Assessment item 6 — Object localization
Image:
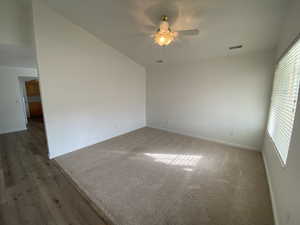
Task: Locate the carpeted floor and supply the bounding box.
[56,127,274,225]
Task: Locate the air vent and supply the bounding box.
[229,45,243,50]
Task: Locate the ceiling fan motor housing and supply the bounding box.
[159,16,170,32]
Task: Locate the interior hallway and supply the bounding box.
[0,119,107,225]
[56,127,274,225]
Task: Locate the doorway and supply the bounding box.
[19,77,44,125]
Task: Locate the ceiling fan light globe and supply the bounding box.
[160,36,165,42]
[154,31,175,46]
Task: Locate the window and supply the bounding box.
[267,38,300,165]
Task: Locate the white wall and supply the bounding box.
[275,0,300,59]
[147,51,275,150]
[0,0,32,46]
[262,0,300,224]
[0,66,38,134]
[32,0,146,158]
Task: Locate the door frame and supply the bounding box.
[18,76,38,128]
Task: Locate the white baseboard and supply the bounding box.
[0,127,27,135]
[50,125,146,159]
[147,125,260,151]
[262,151,279,225]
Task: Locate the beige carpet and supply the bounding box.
[56,127,274,225]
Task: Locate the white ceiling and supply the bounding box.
[45,0,289,66]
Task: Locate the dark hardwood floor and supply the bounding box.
[0,119,107,225]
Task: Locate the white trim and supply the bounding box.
[262,150,279,225]
[147,126,260,151]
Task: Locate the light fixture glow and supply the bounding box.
[154,30,176,46]
[154,16,176,46]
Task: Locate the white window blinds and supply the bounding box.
[267,38,300,164]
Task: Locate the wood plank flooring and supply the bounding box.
[0,119,108,225]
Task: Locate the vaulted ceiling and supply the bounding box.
[1,0,290,68]
[42,0,289,66]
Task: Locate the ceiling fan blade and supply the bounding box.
[176,29,199,36]
[143,25,157,33]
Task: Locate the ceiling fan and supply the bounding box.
[153,15,199,47]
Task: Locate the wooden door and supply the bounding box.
[25,80,43,118]
[25,80,40,96]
